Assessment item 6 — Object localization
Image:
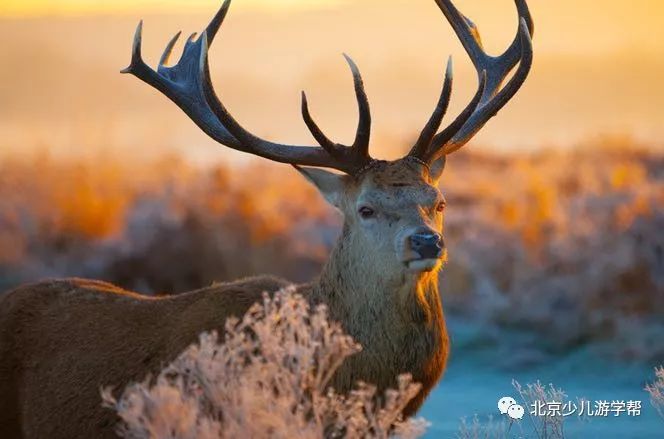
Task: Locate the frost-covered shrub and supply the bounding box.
[456,415,507,439]
[457,380,579,439]
[102,289,428,439]
[646,366,664,420]
[512,380,569,438]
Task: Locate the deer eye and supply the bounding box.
[436,201,447,213]
[358,206,375,219]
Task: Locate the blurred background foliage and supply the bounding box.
[1,139,661,365]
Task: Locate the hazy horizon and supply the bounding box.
[1,0,663,163]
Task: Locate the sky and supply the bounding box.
[0,0,662,161]
[1,0,345,16]
[3,0,663,56]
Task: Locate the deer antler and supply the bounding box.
[301,54,371,166]
[409,0,534,163]
[124,0,533,174]
[122,0,374,175]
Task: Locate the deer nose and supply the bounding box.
[409,232,444,259]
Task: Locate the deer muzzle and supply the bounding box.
[409,231,444,260]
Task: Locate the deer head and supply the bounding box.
[122,0,533,285]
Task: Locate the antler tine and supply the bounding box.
[206,0,232,44]
[428,70,486,160]
[343,54,372,160]
[410,0,533,162]
[299,54,374,171]
[120,21,144,75]
[410,56,454,159]
[435,1,485,70]
[499,0,534,72]
[301,92,345,160]
[158,31,182,68]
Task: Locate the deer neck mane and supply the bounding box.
[305,224,447,400]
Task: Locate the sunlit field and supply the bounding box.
[1,140,662,435]
[1,0,663,437]
[1,139,662,356]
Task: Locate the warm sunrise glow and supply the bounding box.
[1,0,662,154]
[0,0,345,16]
[3,0,663,56]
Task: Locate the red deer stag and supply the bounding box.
[0,0,533,437]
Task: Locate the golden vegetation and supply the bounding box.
[0,139,662,360]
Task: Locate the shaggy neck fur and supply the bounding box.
[314,233,441,329]
[307,224,448,413]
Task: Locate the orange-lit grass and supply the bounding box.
[0,141,661,359]
[0,143,659,261]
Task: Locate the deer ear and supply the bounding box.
[428,156,447,182]
[293,166,347,208]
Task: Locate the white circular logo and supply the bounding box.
[498,396,517,415]
[508,404,525,420]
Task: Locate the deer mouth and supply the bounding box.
[405,258,444,273]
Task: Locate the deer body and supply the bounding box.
[0,182,447,437]
[0,0,533,436]
[0,277,288,438]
